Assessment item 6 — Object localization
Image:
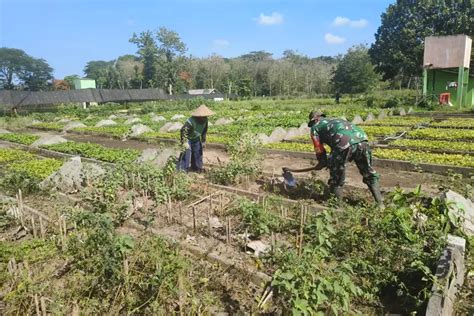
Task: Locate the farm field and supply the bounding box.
[1,100,473,314]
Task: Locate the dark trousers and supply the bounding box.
[177,140,203,172]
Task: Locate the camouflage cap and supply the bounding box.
[307,110,325,127]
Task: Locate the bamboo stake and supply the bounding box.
[34,294,40,316]
[207,207,211,235]
[298,205,304,257]
[40,297,47,316]
[271,232,276,252]
[192,206,196,233]
[31,216,37,238]
[39,217,45,239]
[226,217,231,244]
[209,193,213,215]
[219,192,223,215]
[123,257,129,276]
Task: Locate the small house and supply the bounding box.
[188,89,225,101]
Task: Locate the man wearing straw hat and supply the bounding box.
[177,104,215,172]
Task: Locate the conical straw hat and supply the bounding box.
[192,104,215,117]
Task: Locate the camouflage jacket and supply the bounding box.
[310,118,368,153]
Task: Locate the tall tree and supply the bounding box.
[83,60,115,88]
[370,0,474,86]
[155,27,187,94]
[0,47,53,91]
[332,45,379,94]
[129,30,159,87]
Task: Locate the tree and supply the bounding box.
[370,0,474,86]
[129,31,159,87]
[155,27,187,94]
[0,47,53,91]
[83,60,117,88]
[332,45,379,94]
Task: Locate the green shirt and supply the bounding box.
[311,118,368,152]
[180,116,208,143]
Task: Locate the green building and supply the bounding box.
[423,35,473,108]
[73,78,96,90]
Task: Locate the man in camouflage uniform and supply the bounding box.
[308,111,383,205]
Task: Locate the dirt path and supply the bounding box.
[27,130,448,194]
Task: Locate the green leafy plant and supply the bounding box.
[43,141,140,164]
[0,133,40,145]
[209,132,262,185]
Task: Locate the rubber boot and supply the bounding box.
[368,183,384,207]
[329,185,344,201]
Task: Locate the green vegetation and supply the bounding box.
[8,158,63,179]
[73,125,131,137]
[0,132,39,145]
[362,117,430,126]
[431,118,474,129]
[373,148,474,167]
[408,128,474,141]
[42,141,140,164]
[209,133,262,185]
[391,139,474,153]
[30,122,64,131]
[0,148,35,163]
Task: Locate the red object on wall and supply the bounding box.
[439,93,450,105]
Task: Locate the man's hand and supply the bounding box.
[202,142,206,149]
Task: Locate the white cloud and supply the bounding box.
[324,33,346,44]
[212,39,230,50]
[256,12,284,25]
[332,16,368,28]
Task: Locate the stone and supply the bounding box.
[95,119,117,127]
[407,107,414,114]
[257,133,270,145]
[165,122,183,133]
[63,121,87,131]
[108,114,118,119]
[0,128,11,134]
[339,116,347,121]
[171,114,185,120]
[57,118,71,124]
[207,217,223,229]
[377,110,387,120]
[215,118,234,126]
[399,107,406,116]
[159,122,173,133]
[130,124,153,137]
[447,234,466,254]
[352,115,364,125]
[83,162,106,181]
[283,127,303,140]
[136,147,179,168]
[246,240,270,257]
[31,135,68,147]
[151,115,166,122]
[299,122,308,130]
[365,113,375,122]
[40,157,83,192]
[31,119,42,124]
[268,127,287,143]
[125,117,141,125]
[441,190,474,236]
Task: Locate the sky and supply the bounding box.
[0,0,394,78]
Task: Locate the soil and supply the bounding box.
[39,130,448,195]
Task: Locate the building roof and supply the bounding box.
[188,89,220,95]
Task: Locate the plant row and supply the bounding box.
[42,141,140,164]
[372,148,474,167]
[390,138,474,153]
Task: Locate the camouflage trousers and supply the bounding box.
[328,141,380,187]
